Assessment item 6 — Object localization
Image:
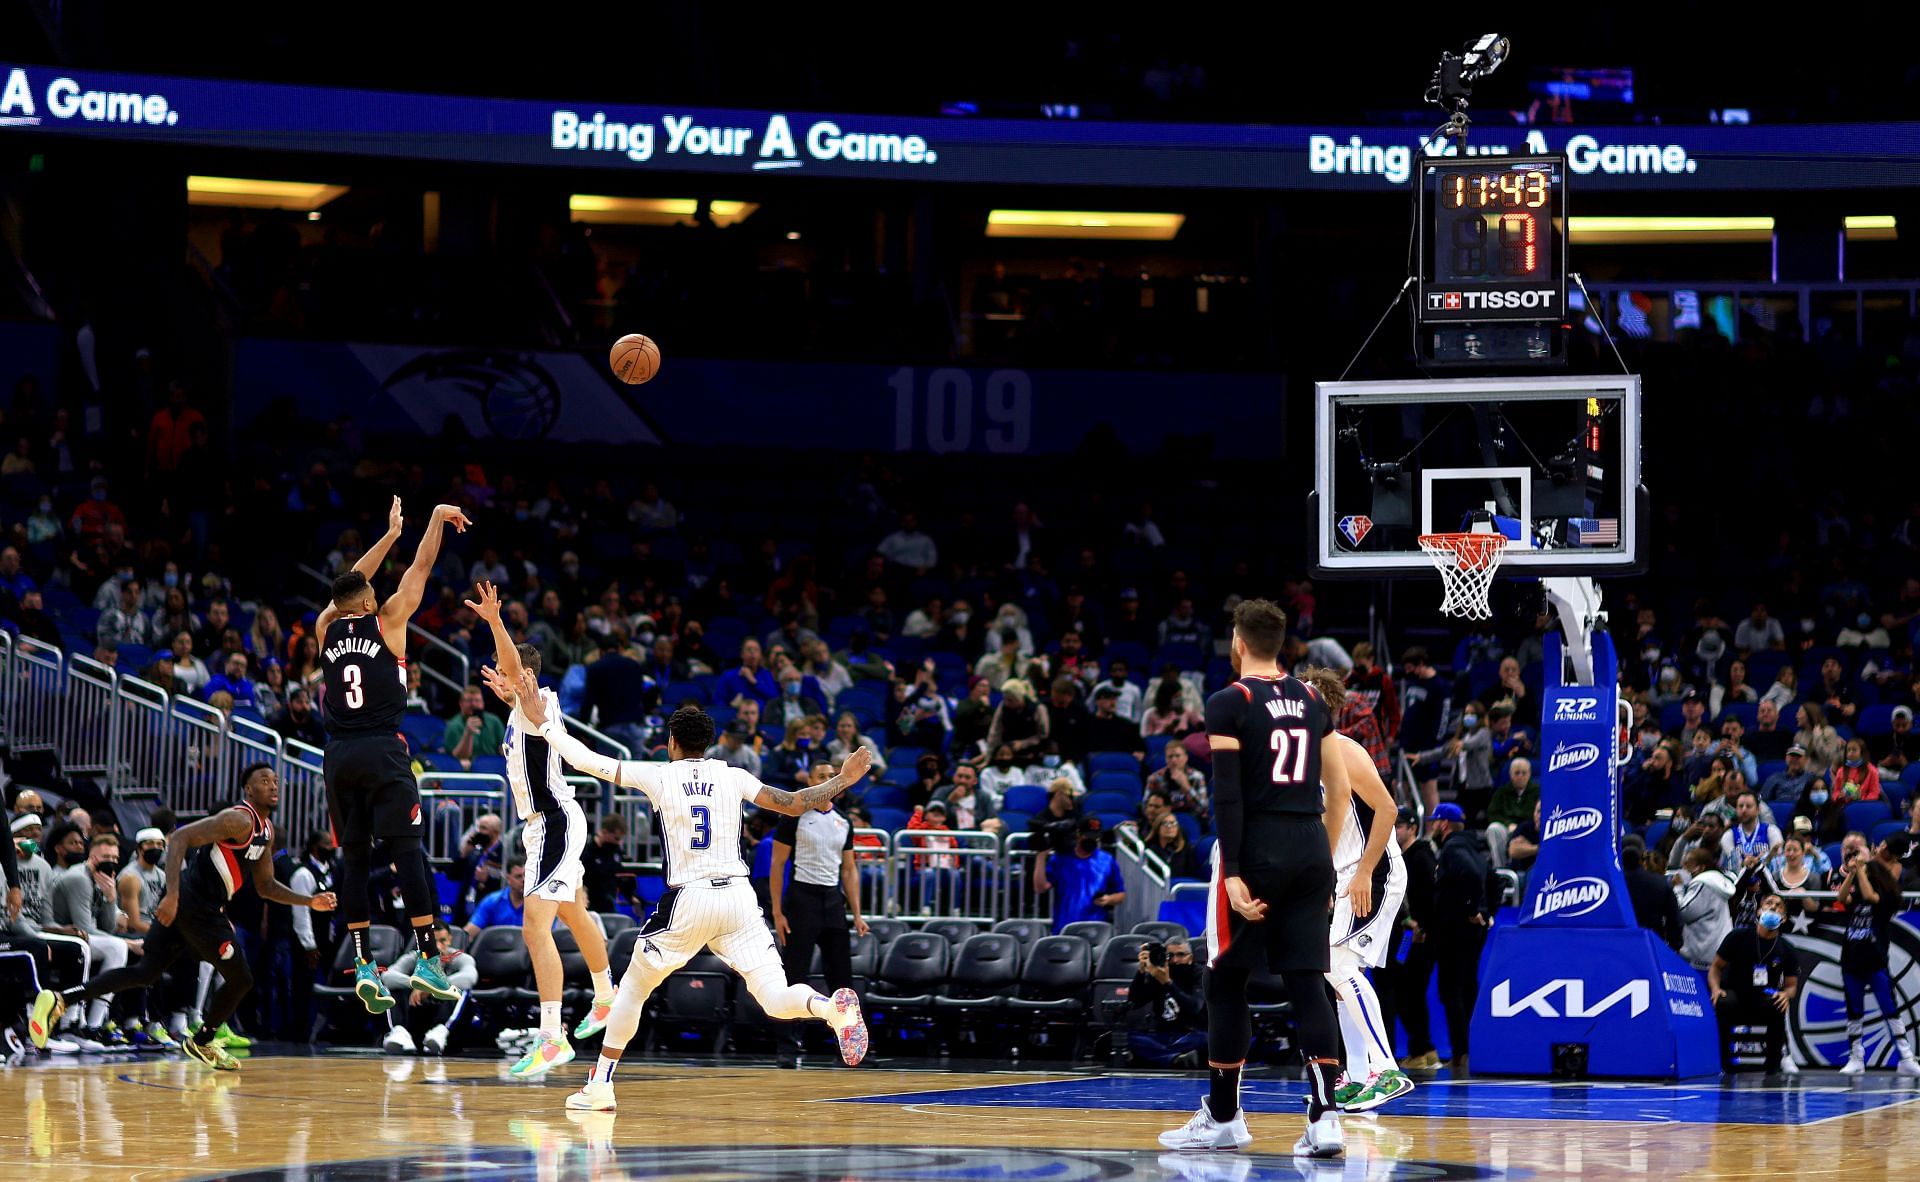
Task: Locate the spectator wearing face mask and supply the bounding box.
[1412,702,1493,825]
[1708,895,1800,1075]
[1127,936,1206,1067]
[1032,816,1124,934]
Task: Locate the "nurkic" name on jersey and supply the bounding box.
[1265,699,1306,720]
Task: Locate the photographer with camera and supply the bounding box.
[1707,894,1800,1075]
[1128,937,1206,1067]
[1032,815,1124,934]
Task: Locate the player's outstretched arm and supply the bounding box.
[466,580,522,686]
[755,747,872,816]
[355,496,407,582]
[154,809,252,926]
[381,503,471,630]
[250,849,337,911]
[514,670,636,788]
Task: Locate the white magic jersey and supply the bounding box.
[1332,789,1405,880]
[621,757,764,887]
[505,687,574,818]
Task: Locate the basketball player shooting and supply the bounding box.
[1300,668,1414,1114]
[1160,599,1354,1158]
[315,498,471,1013]
[469,582,619,1079]
[29,764,336,1070]
[513,673,873,1113]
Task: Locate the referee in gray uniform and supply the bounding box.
[770,762,871,1064]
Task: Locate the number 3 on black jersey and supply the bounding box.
[342,664,364,709]
[1269,727,1310,783]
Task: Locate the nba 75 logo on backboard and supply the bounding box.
[1337,515,1373,546]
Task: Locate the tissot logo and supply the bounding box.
[1490,977,1650,1019]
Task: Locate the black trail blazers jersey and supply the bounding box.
[1204,673,1332,877]
[321,615,407,736]
[181,800,273,907]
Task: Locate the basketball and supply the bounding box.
[609,334,661,385]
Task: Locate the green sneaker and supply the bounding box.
[355,960,397,1015]
[212,1022,251,1049]
[573,996,614,1040]
[509,1036,576,1079]
[1333,1078,1369,1108]
[409,956,462,1002]
[1345,1069,1416,1113]
[182,1034,240,1071]
[145,1021,181,1050]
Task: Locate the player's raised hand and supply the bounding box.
[480,663,517,705]
[387,495,404,536]
[1346,873,1374,920]
[465,580,502,622]
[1224,875,1268,922]
[156,894,178,927]
[433,504,473,532]
[310,891,338,912]
[840,745,874,786]
[515,669,546,723]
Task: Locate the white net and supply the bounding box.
[1418,533,1509,620]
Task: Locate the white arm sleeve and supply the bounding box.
[729,767,769,807]
[290,866,316,950]
[538,719,664,803]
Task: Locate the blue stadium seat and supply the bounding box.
[116,644,155,671]
[888,746,930,770]
[1196,836,1217,865]
[1643,819,1671,851]
[1868,819,1906,846]
[1105,642,1151,676]
[1146,734,1172,770]
[867,807,909,834]
[1175,812,1201,844]
[1206,656,1235,692]
[1715,702,1759,731]
[1088,752,1143,777]
[998,811,1029,835]
[1903,762,1920,794]
[1089,770,1143,798]
[400,714,444,754]
[1003,785,1048,815]
[1842,799,1891,835]
[1744,650,1790,687]
[1155,643,1204,673]
[660,681,708,707]
[862,783,907,810]
[1857,704,1897,737]
[1159,896,1208,936]
[1095,812,1132,831]
[1754,760,1787,788]
[1823,843,1844,869]
[879,763,919,789]
[420,752,463,772]
[1883,778,1908,811]
[1659,702,1686,733]
[1083,791,1137,816]
[470,755,509,777]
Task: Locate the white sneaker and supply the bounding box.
[1778,1057,1800,1076]
[1292,1113,1345,1159]
[69,1031,106,1052]
[45,1037,80,1055]
[1158,1104,1253,1151]
[1839,1052,1866,1076]
[383,1025,417,1054]
[1156,1152,1254,1182]
[423,1024,449,1055]
[566,1080,617,1112]
[1897,1055,1920,1079]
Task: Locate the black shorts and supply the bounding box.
[145,901,240,972]
[324,733,421,844]
[1207,816,1335,974]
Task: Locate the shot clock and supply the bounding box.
[1418,155,1567,325]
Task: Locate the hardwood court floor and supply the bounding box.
[3,1049,1917,1180]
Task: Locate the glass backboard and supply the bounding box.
[1312,374,1644,576]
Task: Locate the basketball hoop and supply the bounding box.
[1418,532,1509,620]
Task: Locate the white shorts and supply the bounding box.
[1331,856,1408,970]
[626,877,781,991]
[523,800,588,903]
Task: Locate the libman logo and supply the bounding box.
[1541,805,1604,842]
[1547,742,1601,775]
[1530,874,1610,919]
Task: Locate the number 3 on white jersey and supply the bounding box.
[1269,727,1309,783]
[343,664,365,709]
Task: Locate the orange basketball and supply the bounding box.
[609,333,661,385]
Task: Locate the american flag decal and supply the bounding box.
[1572,518,1619,545]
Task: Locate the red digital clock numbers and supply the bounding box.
[1443,170,1550,209]
[1449,210,1539,276]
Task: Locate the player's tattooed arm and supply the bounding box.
[755,747,873,815]
[250,849,337,911]
[153,808,253,926]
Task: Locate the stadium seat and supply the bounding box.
[867,807,909,834]
[998,811,1030,835]
[888,746,930,770]
[419,752,463,772]
[862,783,908,810]
[1159,896,1208,937]
[1754,760,1787,788]
[1155,643,1204,672]
[511,926,590,1004]
[1105,642,1151,675]
[1082,790,1138,816]
[660,681,708,707]
[1857,705,1897,737]
[465,927,532,1020]
[597,912,635,939]
[1660,702,1686,733]
[866,933,951,1038]
[1132,920,1189,943]
[1823,843,1845,871]
[1145,734,1172,770]
[1843,800,1891,834]
[1643,819,1671,851]
[1094,812,1132,831]
[116,643,155,670]
[1868,819,1906,845]
[865,917,910,948]
[314,924,406,1039]
[657,951,734,1052]
[1174,812,1201,844]
[1003,785,1049,815]
[1088,751,1143,776]
[932,933,1023,1014]
[1883,779,1908,811]
[1092,934,1150,981]
[1060,920,1112,946]
[879,763,919,788]
[1003,935,1094,1033]
[469,755,508,776]
[1904,763,1920,795]
[992,918,1051,947]
[1715,702,1759,731]
[923,918,979,946]
[400,714,444,754]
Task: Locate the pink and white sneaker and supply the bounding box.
[830,988,869,1066]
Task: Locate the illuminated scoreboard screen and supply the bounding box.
[1418,155,1567,324]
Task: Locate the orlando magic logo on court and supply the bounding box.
[1531,874,1611,920]
[1541,805,1604,842]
